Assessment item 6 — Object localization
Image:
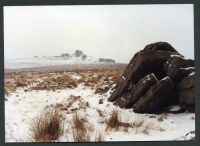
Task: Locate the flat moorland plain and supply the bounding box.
[4,64,195,142]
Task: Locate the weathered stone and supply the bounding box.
[164,56,194,84]
[108,76,129,102]
[127,82,135,91]
[113,91,132,108]
[176,72,195,90]
[131,73,158,104]
[178,88,194,105]
[184,104,195,113]
[142,42,180,53]
[99,99,104,104]
[123,50,177,83]
[113,73,158,108]
[177,73,195,112]
[133,77,176,113]
[108,42,195,113]
[123,42,181,82]
[109,42,181,103]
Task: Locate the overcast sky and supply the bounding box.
[4,4,194,63]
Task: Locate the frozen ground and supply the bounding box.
[5,71,195,142]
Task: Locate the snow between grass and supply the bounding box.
[5,83,195,142]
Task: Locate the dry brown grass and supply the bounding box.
[132,117,145,128]
[141,122,165,135]
[4,82,16,96]
[96,109,105,117]
[30,109,64,142]
[142,123,151,135]
[44,95,81,112]
[105,109,134,132]
[71,112,106,142]
[95,86,110,95]
[71,112,91,142]
[30,74,78,91]
[94,132,105,142]
[131,117,165,134]
[72,129,91,142]
[5,67,124,95]
[72,112,87,132]
[147,123,165,132]
[131,117,145,134]
[66,95,81,108]
[106,109,120,131]
[105,111,163,134]
[16,79,27,87]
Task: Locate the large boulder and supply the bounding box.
[108,42,195,114]
[176,72,195,112]
[133,77,176,113]
[109,42,179,103]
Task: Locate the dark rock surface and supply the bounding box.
[123,50,178,83]
[142,42,180,53]
[81,54,87,60]
[133,77,176,113]
[75,50,84,57]
[114,73,158,108]
[164,56,194,84]
[108,76,129,102]
[108,42,195,113]
[177,73,195,112]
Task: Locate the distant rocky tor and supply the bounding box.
[57,49,116,63]
[108,42,195,113]
[98,58,115,63]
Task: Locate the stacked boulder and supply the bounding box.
[108,42,195,113]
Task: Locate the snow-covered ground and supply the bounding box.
[5,71,195,142]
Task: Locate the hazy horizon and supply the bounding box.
[4,5,194,63]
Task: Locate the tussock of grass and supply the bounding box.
[105,111,163,134]
[105,109,133,132]
[30,109,64,142]
[131,117,165,134]
[71,112,91,142]
[106,109,120,131]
